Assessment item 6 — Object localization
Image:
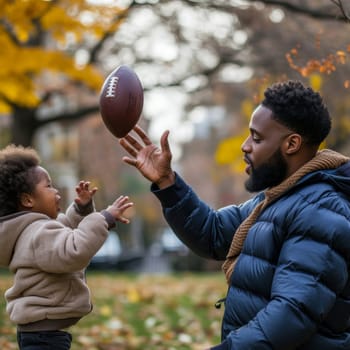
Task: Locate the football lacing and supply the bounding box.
[106,76,119,98]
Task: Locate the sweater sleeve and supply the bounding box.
[101,210,116,229]
[74,200,95,216]
[57,201,96,229]
[32,212,109,273]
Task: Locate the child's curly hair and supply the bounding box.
[0,145,41,216]
[262,80,331,145]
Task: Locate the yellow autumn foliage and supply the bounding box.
[241,98,254,120]
[215,134,247,173]
[215,98,253,173]
[309,73,322,91]
[0,0,127,112]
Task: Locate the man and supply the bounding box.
[120,80,350,349]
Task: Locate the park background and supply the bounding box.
[1,0,350,349]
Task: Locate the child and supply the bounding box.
[0,144,134,350]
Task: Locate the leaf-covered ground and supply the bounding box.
[0,272,227,349]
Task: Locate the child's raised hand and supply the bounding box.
[106,195,134,224]
[74,181,98,206]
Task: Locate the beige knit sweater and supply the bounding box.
[0,203,110,330]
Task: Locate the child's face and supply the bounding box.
[30,166,61,219]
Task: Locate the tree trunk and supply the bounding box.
[11,107,38,147]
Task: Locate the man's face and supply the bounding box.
[244,147,288,192]
[241,105,292,192]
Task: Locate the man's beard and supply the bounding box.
[245,148,288,192]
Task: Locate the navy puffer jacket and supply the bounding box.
[152,162,350,349]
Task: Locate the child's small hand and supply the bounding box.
[106,195,134,224]
[75,181,98,206]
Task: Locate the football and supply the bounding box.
[99,65,144,138]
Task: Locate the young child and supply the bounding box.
[0,144,134,350]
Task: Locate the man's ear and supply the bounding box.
[284,134,302,155]
[20,193,34,209]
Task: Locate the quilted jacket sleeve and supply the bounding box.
[152,173,261,260]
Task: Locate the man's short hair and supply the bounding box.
[262,80,331,145]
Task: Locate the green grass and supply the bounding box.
[0,271,227,350]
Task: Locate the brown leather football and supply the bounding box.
[99,65,143,138]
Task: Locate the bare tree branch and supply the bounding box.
[89,0,140,64]
[36,105,100,128]
[330,0,350,22]
[180,0,349,22]
[245,0,348,22]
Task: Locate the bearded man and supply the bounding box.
[120,80,350,350]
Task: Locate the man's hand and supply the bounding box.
[119,125,175,189]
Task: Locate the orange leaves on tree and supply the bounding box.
[286,46,348,81]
